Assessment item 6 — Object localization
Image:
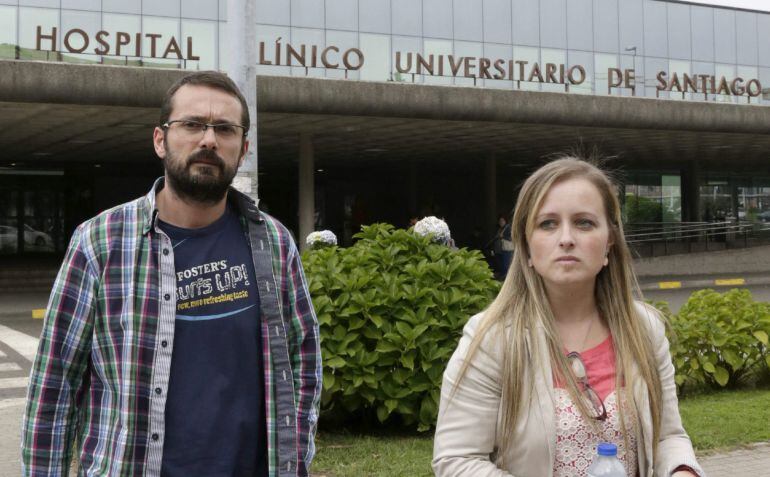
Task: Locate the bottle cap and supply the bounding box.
[597,442,618,456]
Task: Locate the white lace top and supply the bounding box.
[552,388,638,476]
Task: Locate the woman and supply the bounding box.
[433,158,703,477]
[493,215,514,278]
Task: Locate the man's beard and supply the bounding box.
[163,147,237,205]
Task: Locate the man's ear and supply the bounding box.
[153,127,167,159]
[238,139,250,168]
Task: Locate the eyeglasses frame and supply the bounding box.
[161,119,248,139]
[566,351,608,421]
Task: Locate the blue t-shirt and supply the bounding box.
[158,205,267,477]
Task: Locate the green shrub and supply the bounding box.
[302,223,500,431]
[668,289,770,390]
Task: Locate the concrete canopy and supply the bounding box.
[1,59,769,172]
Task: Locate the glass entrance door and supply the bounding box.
[0,173,65,256]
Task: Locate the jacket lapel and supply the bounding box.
[528,326,556,474]
[630,359,653,477]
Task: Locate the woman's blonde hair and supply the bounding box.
[455,156,662,466]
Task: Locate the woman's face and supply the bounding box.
[498,217,507,227]
[527,177,612,292]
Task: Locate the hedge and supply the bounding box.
[302,223,499,431]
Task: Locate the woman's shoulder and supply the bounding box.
[459,311,509,358]
[632,300,667,339]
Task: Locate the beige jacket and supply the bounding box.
[433,302,705,477]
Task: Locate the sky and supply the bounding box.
[685,0,770,12]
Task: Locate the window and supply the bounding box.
[668,59,691,101]
[595,53,619,96]
[568,50,593,94]
[541,48,566,93]
[513,45,539,91]
[182,19,216,70]
[142,16,182,68]
[102,13,141,66]
[422,38,452,85]
[360,33,390,82]
[18,7,59,60]
[0,6,17,59]
[60,9,101,64]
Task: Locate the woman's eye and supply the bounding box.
[576,219,595,229]
[538,220,556,230]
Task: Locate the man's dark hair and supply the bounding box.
[159,71,250,131]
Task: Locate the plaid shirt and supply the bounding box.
[22,179,321,477]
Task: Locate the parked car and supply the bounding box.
[0,225,18,252]
[0,224,54,252]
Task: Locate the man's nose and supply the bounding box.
[198,126,218,148]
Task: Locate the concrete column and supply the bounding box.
[485,155,497,237]
[226,0,258,201]
[298,133,315,250]
[682,161,700,222]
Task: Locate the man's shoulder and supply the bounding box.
[257,211,299,252]
[76,195,148,238]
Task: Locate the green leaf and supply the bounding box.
[325,356,347,368]
[396,321,413,338]
[713,366,729,387]
[722,349,743,370]
[702,362,716,374]
[368,314,384,328]
[752,330,769,345]
[419,394,438,427]
[385,399,399,412]
[375,341,400,353]
[400,352,415,370]
[323,372,335,390]
[376,405,389,423]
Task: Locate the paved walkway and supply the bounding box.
[2,292,770,476]
[698,443,770,476]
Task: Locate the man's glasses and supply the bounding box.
[566,351,608,421]
[162,120,247,141]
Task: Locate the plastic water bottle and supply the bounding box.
[587,442,627,477]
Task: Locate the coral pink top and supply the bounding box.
[552,335,638,477]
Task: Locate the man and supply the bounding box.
[22,71,321,477]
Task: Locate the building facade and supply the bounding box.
[1,0,770,257]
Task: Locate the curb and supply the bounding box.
[640,275,770,291]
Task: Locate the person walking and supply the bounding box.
[21,71,321,477]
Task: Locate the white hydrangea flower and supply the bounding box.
[306,230,338,247]
[413,216,452,245]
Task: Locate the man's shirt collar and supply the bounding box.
[141,176,263,236]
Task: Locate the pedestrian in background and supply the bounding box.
[22,71,321,477]
[489,215,514,279]
[433,157,703,477]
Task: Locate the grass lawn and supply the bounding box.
[311,387,770,476]
[312,432,433,477]
[679,387,770,451]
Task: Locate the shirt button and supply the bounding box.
[164,294,171,301]
[155,387,162,395]
[161,340,168,348]
[162,248,170,256]
[151,433,159,441]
